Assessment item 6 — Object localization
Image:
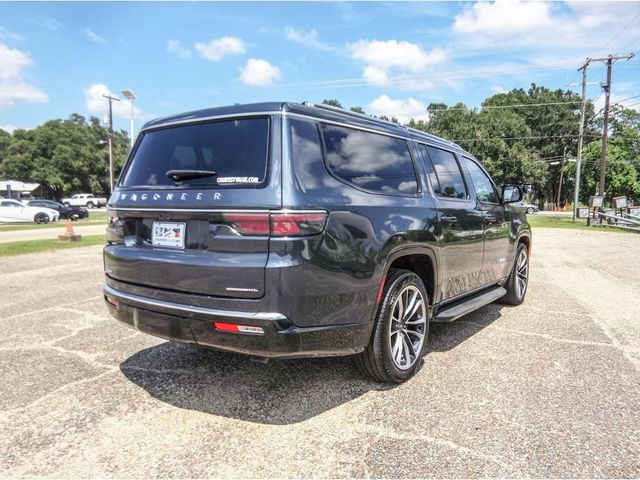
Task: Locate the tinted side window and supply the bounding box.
[424,146,468,199]
[291,119,325,191]
[320,124,418,195]
[463,157,498,203]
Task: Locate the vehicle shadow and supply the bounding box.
[120,303,505,425]
[428,302,505,352]
[120,341,390,425]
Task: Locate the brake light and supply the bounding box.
[222,213,270,235]
[270,212,327,237]
[222,211,327,237]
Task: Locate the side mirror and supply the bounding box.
[502,184,523,204]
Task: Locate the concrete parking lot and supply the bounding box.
[1,228,638,478]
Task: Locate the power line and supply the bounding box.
[597,10,640,56]
[427,101,582,113]
[451,133,638,142]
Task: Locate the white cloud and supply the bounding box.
[348,39,447,87]
[454,1,554,37]
[367,95,429,124]
[595,93,640,114]
[29,17,65,31]
[0,124,17,134]
[0,43,48,110]
[195,36,245,61]
[349,39,447,73]
[83,83,152,122]
[363,66,389,85]
[239,58,281,86]
[285,26,332,51]
[84,27,108,44]
[453,0,640,49]
[167,39,192,59]
[0,26,24,42]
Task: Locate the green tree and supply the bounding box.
[0,114,129,198]
[322,99,343,108]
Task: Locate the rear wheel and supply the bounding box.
[358,269,430,383]
[34,213,50,224]
[500,243,529,305]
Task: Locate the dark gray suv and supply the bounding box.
[104,102,531,383]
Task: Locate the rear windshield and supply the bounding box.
[120,117,269,188]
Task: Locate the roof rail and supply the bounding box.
[301,101,459,148]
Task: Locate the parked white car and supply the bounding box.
[61,193,107,208]
[0,199,60,224]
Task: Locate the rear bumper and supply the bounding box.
[104,285,372,359]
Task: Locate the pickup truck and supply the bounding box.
[61,193,107,208]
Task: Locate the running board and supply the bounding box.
[433,287,506,323]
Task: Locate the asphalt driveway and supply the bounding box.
[0,228,638,478]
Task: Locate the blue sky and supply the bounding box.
[1,1,639,134]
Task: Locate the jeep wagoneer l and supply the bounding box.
[104,102,531,383]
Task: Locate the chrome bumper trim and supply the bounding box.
[103,284,286,322]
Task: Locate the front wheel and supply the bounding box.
[358,269,430,383]
[526,207,535,214]
[86,201,94,209]
[34,213,50,224]
[500,243,529,305]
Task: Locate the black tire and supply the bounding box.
[34,212,50,224]
[69,213,79,221]
[86,201,94,209]
[526,207,535,214]
[358,268,430,383]
[500,242,529,305]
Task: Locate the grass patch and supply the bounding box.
[0,209,107,232]
[528,214,638,233]
[0,234,105,257]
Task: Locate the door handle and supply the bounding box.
[441,215,457,223]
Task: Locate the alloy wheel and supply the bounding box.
[388,285,427,370]
[516,249,529,298]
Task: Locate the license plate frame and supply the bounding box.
[152,221,186,249]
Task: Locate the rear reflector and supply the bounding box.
[222,211,327,237]
[213,322,265,335]
[105,295,119,309]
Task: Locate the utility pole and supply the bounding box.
[571,59,590,221]
[102,94,120,193]
[589,53,635,197]
[557,146,567,207]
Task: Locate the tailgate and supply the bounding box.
[104,114,282,299]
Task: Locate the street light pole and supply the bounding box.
[102,93,120,193]
[572,60,589,221]
[121,89,137,148]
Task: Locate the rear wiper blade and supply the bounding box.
[166,169,217,181]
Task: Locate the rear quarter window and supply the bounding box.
[120,117,269,188]
[320,124,418,196]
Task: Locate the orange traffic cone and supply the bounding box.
[59,218,81,241]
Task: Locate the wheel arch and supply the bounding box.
[381,246,438,306]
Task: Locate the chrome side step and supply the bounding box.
[433,287,506,323]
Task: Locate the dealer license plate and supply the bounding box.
[152,222,186,249]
